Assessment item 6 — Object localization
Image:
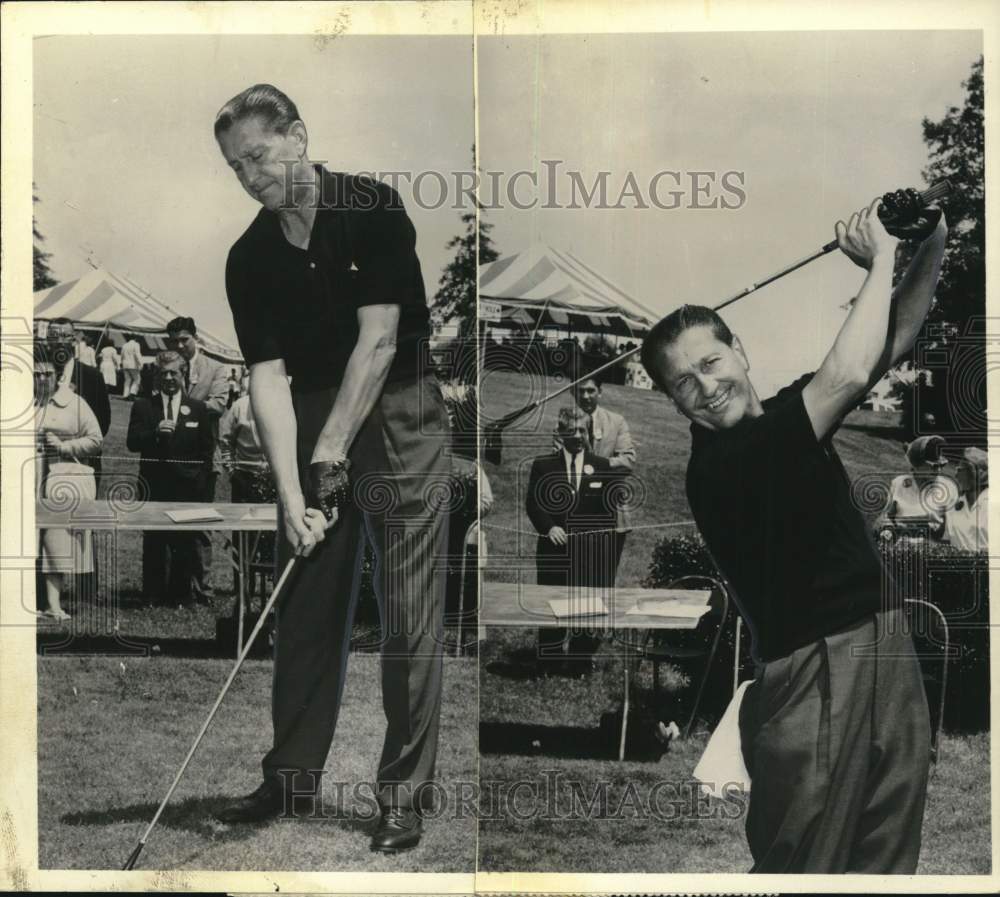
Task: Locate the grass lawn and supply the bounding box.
[37,652,477,871]
[36,395,478,871]
[478,628,991,874]
[478,370,990,874]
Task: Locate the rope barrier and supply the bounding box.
[480,519,697,538]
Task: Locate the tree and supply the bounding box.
[919,55,984,329]
[431,153,500,337]
[33,187,58,291]
[894,57,985,442]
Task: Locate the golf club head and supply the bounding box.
[122,841,144,870]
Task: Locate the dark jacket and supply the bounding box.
[126,392,214,501]
[65,360,111,437]
[525,450,623,588]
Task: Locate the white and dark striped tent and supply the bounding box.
[33,268,242,363]
[478,246,656,338]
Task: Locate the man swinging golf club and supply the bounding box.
[641,192,947,873]
[213,84,450,853]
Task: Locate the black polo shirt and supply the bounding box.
[225,168,431,391]
[686,373,885,662]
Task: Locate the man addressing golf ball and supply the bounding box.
[641,192,947,873]
[213,84,450,854]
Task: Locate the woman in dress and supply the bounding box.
[35,343,103,622]
[97,337,121,391]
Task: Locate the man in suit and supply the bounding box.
[127,351,214,606]
[527,405,624,676]
[166,316,229,602]
[572,370,635,571]
[46,319,111,446]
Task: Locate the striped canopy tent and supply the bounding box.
[478,245,656,339]
[33,268,242,363]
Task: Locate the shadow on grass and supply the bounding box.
[484,647,543,680]
[37,633,240,659]
[61,794,374,841]
[480,721,612,760]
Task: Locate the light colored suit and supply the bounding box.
[186,348,229,418]
[183,346,229,596]
[589,404,635,533]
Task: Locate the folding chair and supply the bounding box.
[627,574,731,741]
[904,597,949,765]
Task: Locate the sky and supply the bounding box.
[33,30,982,396]
[478,30,982,396]
[32,34,474,349]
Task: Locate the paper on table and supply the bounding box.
[626,590,712,619]
[548,596,609,619]
[164,507,225,524]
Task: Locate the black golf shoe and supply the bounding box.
[215,780,285,824]
[370,805,423,853]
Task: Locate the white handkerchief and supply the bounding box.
[165,507,225,524]
[547,596,608,619]
[693,679,753,798]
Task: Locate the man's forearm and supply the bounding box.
[882,221,948,373]
[312,335,396,462]
[825,255,896,389]
[248,367,301,503]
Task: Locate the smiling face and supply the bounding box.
[651,324,760,431]
[216,115,312,211]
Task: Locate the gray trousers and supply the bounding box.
[739,608,932,873]
[262,376,450,811]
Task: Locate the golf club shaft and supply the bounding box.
[488,179,952,434]
[123,555,299,870]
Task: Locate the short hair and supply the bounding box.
[166,316,197,337]
[214,84,301,139]
[556,405,590,432]
[640,304,734,391]
[155,350,186,370]
[50,317,74,328]
[574,366,604,390]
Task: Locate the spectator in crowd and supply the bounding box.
[126,351,214,606]
[97,338,121,392]
[75,331,97,366]
[227,368,241,407]
[527,405,624,676]
[46,319,110,485]
[121,332,144,398]
[166,316,229,602]
[34,342,103,622]
[884,434,957,535]
[937,447,988,551]
[220,391,272,591]
[572,369,635,570]
[220,391,269,501]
